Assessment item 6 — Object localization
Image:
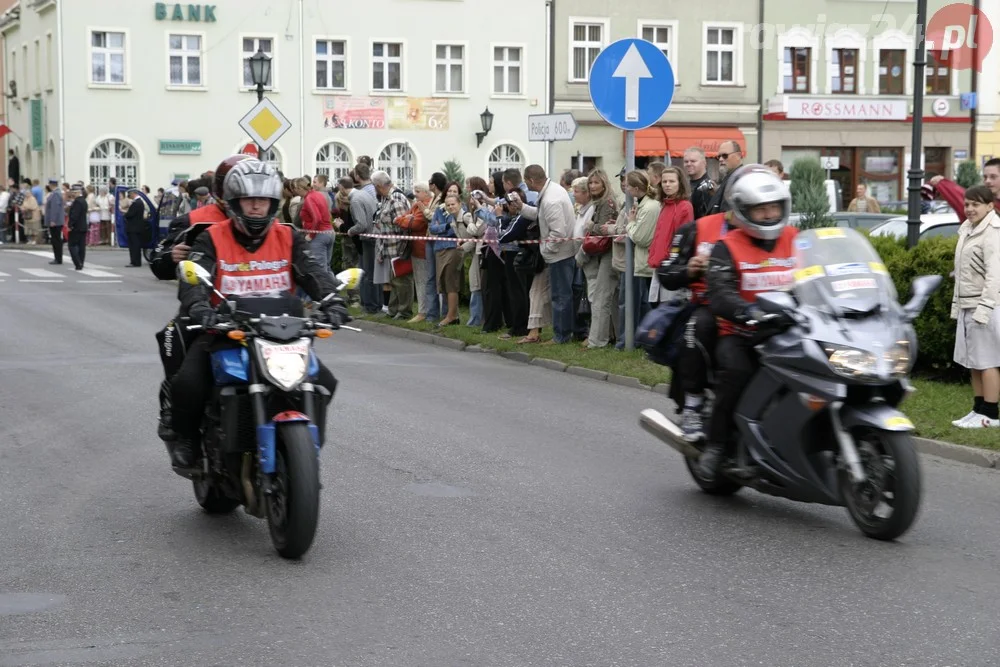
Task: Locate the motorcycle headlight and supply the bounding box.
[256,339,310,390]
[823,344,879,379]
[885,340,913,378]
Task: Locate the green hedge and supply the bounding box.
[867,234,958,376]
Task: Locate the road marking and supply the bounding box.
[77,268,121,278]
[20,268,63,278]
[3,249,115,269]
[19,279,62,283]
[77,280,122,283]
[0,271,9,277]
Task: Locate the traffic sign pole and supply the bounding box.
[624,130,636,351]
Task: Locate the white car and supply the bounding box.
[868,212,961,241]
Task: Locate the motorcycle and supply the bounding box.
[639,227,942,540]
[173,260,363,558]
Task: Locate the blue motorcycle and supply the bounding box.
[175,260,362,558]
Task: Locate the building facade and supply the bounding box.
[761,0,975,208]
[551,0,762,181]
[975,15,999,164]
[0,0,547,190]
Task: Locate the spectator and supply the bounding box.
[647,166,694,304]
[571,176,596,341]
[31,179,43,215]
[355,162,376,199]
[683,148,714,220]
[96,185,112,244]
[457,176,489,327]
[706,141,744,215]
[612,170,659,348]
[299,177,334,270]
[371,170,414,319]
[43,179,64,264]
[429,185,466,326]
[18,181,39,244]
[123,190,146,267]
[85,185,101,245]
[512,164,578,344]
[395,181,433,323]
[930,159,1000,219]
[951,184,1000,428]
[581,169,620,349]
[313,173,334,211]
[66,184,88,270]
[346,172,380,314]
[645,161,667,199]
[478,172,514,335]
[423,172,448,322]
[560,169,581,194]
[7,149,18,186]
[847,183,881,213]
[333,176,361,303]
[494,168,537,339]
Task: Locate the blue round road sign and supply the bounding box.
[588,39,675,131]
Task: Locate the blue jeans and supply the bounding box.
[309,233,334,272]
[615,274,651,349]
[548,256,577,343]
[424,240,441,320]
[467,291,483,327]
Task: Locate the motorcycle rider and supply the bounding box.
[700,166,798,480]
[167,158,349,468]
[153,156,251,445]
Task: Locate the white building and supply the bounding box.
[0,0,548,190]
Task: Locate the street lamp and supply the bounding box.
[905,0,928,249]
[248,48,271,102]
[475,106,494,148]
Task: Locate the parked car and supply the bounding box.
[789,212,896,230]
[868,212,961,241]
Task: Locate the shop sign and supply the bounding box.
[154,3,217,22]
[29,99,42,151]
[322,96,450,131]
[784,96,907,121]
[158,140,201,155]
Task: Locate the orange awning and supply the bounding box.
[630,127,747,159]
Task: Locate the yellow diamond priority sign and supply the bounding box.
[239,97,291,152]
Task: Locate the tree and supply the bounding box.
[956,160,982,189]
[789,158,833,229]
[442,159,465,189]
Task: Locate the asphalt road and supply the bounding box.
[1,247,999,667]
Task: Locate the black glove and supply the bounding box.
[749,306,795,331]
[189,304,219,330]
[320,296,351,328]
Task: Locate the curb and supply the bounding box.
[357,318,999,470]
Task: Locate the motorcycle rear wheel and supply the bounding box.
[684,458,743,496]
[841,429,921,541]
[266,423,320,559]
[193,475,240,515]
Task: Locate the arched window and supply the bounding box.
[377,142,416,191]
[89,138,138,188]
[487,144,524,176]
[231,144,282,173]
[315,142,352,180]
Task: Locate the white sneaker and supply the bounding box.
[952,410,977,427]
[957,413,1000,429]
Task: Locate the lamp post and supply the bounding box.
[476,107,494,148]
[905,0,928,249]
[248,47,272,157]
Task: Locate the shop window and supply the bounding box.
[861,148,901,202]
[566,155,599,175]
[831,48,857,94]
[783,47,810,93]
[924,147,947,180]
[925,51,951,95]
[878,49,905,95]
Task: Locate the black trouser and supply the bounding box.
[50,225,63,263]
[573,267,590,340]
[503,250,530,336]
[171,335,338,443]
[481,250,508,332]
[126,231,143,266]
[680,305,717,395]
[68,231,87,268]
[707,335,758,447]
[155,319,196,432]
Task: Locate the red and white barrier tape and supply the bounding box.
[307,230,625,244]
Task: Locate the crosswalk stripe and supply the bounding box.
[3,250,116,269]
[19,279,62,283]
[77,268,121,278]
[21,268,63,278]
[77,280,122,284]
[0,271,9,277]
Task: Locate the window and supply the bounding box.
[832,48,858,94]
[487,144,524,175]
[168,34,202,86]
[783,47,810,92]
[9,51,15,95]
[33,39,39,93]
[242,37,273,89]
[371,41,402,92]
[704,25,738,84]
[434,43,465,94]
[315,38,346,90]
[570,20,606,82]
[315,142,353,179]
[640,22,674,65]
[926,50,951,95]
[45,34,53,88]
[90,31,126,85]
[492,45,522,95]
[878,49,905,95]
[89,138,139,188]
[377,142,415,191]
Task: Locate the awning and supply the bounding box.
[630,127,747,158]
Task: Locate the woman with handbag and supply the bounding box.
[647,166,694,305]
[579,169,619,348]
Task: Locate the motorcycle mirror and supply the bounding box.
[177,260,213,287]
[902,274,943,322]
[756,291,796,313]
[335,267,364,292]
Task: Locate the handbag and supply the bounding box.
[390,256,413,278]
[636,299,697,366]
[582,233,612,256]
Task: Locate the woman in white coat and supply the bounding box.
[951,184,1000,428]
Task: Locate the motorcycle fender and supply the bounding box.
[839,404,915,432]
[257,415,321,474]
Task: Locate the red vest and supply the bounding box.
[717,226,798,336]
[689,213,729,303]
[188,203,229,224]
[206,220,296,306]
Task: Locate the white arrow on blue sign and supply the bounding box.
[588,39,675,131]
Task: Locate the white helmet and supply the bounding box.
[725,164,790,241]
[222,159,282,238]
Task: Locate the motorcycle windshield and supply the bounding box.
[791,227,897,316]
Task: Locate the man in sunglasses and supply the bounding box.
[706,141,744,216]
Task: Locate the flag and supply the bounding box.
[0,122,12,139]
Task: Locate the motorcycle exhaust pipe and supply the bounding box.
[639,409,701,459]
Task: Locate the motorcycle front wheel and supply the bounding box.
[266,423,320,559]
[193,475,240,515]
[841,429,921,541]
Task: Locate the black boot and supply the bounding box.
[171,436,199,468]
[157,381,176,442]
[698,442,726,481]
